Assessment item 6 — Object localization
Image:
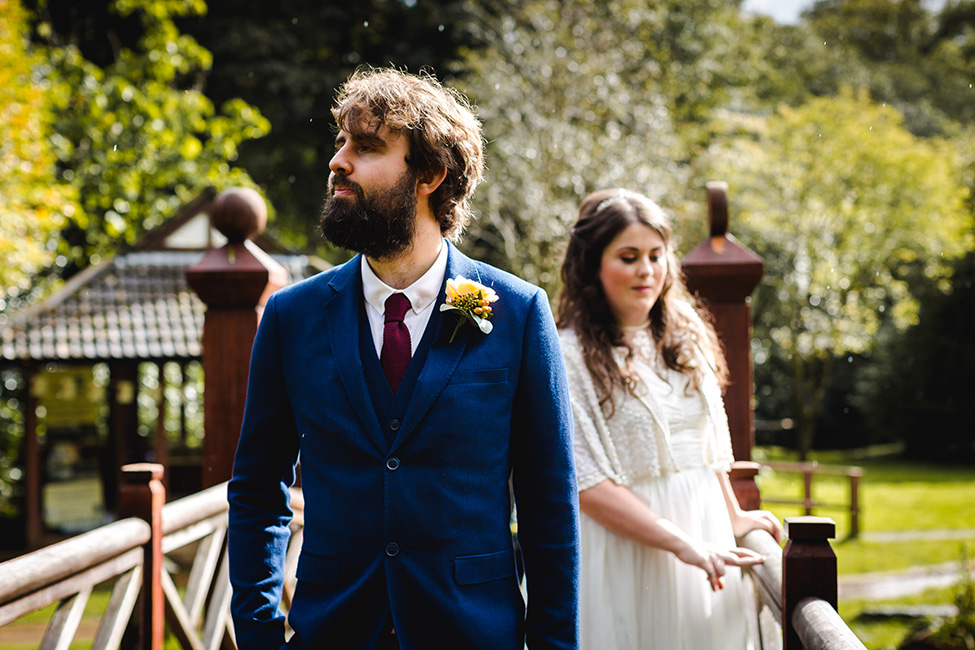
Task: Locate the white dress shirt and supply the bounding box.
[361,239,448,356]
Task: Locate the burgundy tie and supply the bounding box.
[381,293,412,393]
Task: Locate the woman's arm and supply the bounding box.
[580,478,765,591]
[717,471,784,542]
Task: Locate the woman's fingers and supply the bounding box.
[724,547,766,567]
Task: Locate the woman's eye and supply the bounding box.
[650,255,661,263]
[621,256,637,263]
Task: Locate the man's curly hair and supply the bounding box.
[331,67,485,241]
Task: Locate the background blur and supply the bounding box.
[1,0,973,523]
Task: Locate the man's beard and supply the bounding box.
[319,170,419,259]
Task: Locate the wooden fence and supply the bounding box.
[762,461,864,538]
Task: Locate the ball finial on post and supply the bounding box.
[209,187,267,243]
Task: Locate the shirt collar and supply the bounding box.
[361,239,448,314]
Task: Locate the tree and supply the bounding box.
[0,0,77,309]
[455,0,745,295]
[802,0,975,135]
[707,89,973,459]
[24,0,270,279]
[859,246,975,461]
[179,0,472,254]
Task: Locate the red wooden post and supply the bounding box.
[119,462,165,650]
[682,182,764,508]
[729,461,762,512]
[185,188,286,488]
[782,516,837,650]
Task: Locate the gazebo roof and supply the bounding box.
[0,190,318,364]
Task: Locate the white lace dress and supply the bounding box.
[560,327,757,650]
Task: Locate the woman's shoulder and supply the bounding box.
[557,328,587,372]
[558,327,580,346]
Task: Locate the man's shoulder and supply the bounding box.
[450,250,544,306]
[271,256,357,304]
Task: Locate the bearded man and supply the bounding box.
[227,67,580,650]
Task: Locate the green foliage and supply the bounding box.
[803,0,975,135]
[28,0,269,278]
[0,369,27,519]
[709,90,973,458]
[859,245,975,461]
[925,550,975,649]
[0,0,77,307]
[456,0,745,294]
[179,0,470,253]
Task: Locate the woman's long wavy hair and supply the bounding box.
[556,189,728,410]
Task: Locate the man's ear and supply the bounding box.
[417,166,447,198]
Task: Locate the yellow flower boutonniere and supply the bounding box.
[440,276,499,343]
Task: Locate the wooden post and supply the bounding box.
[782,516,837,650]
[803,471,814,515]
[109,360,140,505]
[185,188,286,488]
[24,364,42,550]
[682,182,764,506]
[729,461,762,512]
[849,469,862,538]
[118,463,165,650]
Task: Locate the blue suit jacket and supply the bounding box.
[228,242,580,649]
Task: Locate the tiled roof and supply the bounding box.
[0,250,311,363]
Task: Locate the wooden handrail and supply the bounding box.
[741,527,783,616]
[783,516,867,649]
[793,597,868,649]
[0,518,150,609]
[741,517,867,649]
[0,464,163,648]
[162,482,229,534]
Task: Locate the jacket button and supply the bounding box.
[389,419,401,431]
[386,457,400,471]
[385,542,399,557]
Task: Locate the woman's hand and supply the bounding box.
[730,508,783,543]
[716,472,784,543]
[674,539,766,591]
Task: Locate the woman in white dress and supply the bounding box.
[556,189,783,649]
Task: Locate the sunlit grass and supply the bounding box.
[840,584,962,650]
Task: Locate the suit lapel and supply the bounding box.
[323,256,388,453]
[391,242,477,449]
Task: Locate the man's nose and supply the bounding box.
[329,146,351,175]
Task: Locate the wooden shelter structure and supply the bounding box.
[0,188,318,550]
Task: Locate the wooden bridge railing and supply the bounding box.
[743,516,867,650]
[0,463,305,650]
[3,469,864,650]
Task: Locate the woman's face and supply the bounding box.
[599,222,668,328]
